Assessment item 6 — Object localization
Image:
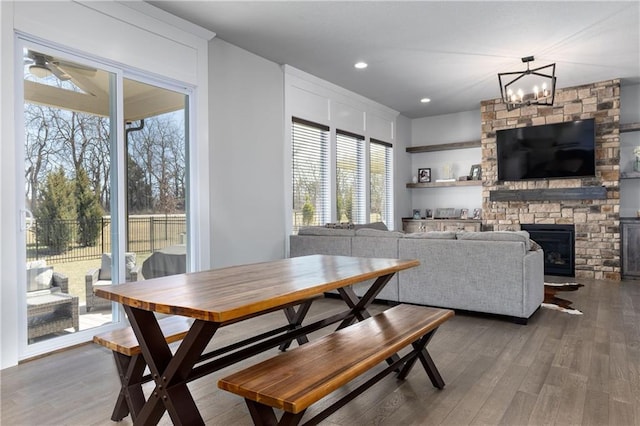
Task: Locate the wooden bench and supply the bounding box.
[94,295,321,422]
[218,304,454,426]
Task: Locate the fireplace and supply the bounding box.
[521,224,575,277]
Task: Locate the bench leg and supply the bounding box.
[245,399,306,426]
[278,299,314,351]
[397,328,445,389]
[111,352,147,421]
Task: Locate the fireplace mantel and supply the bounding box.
[489,186,607,202]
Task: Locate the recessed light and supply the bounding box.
[354,62,368,69]
[420,98,431,103]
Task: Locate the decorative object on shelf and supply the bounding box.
[459,208,468,220]
[412,209,422,220]
[634,146,640,172]
[412,175,418,184]
[469,164,482,180]
[498,56,556,111]
[434,208,457,219]
[458,176,470,181]
[443,163,453,179]
[425,209,432,218]
[418,168,431,183]
[473,208,482,220]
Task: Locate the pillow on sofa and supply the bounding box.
[529,239,542,251]
[403,231,457,239]
[99,252,137,280]
[353,222,388,231]
[325,222,354,229]
[355,228,404,238]
[27,266,53,292]
[456,231,531,250]
[298,226,356,237]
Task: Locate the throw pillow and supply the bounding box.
[529,239,542,251]
[298,226,355,236]
[456,231,531,251]
[100,252,136,280]
[403,231,457,239]
[27,266,54,292]
[325,222,354,229]
[355,228,404,238]
[353,222,389,231]
[99,253,112,280]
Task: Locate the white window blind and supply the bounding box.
[292,118,330,233]
[336,130,366,224]
[370,138,393,227]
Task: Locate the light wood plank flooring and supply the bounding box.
[2,277,639,425]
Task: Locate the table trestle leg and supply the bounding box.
[124,306,220,426]
[278,299,314,351]
[111,352,147,421]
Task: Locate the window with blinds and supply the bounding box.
[336,130,366,224]
[370,139,393,227]
[291,118,330,233]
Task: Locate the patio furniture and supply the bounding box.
[141,244,186,279]
[85,253,140,312]
[26,260,79,341]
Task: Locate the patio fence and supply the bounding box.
[27,215,186,264]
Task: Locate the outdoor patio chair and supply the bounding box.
[85,252,140,312]
[26,260,79,341]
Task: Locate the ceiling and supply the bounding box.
[148,1,640,119]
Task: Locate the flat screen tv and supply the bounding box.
[496,119,596,181]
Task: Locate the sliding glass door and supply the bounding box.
[19,40,189,355]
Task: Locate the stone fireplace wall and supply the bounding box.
[480,79,621,280]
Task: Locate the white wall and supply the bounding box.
[209,39,286,267]
[620,83,640,218]
[1,0,211,369]
[283,66,400,233]
[409,110,482,216]
[395,115,412,230]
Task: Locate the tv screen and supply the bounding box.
[496,119,596,181]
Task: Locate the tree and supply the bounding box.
[302,197,315,225]
[35,168,76,253]
[127,157,153,213]
[75,168,103,246]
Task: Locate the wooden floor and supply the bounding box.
[2,277,639,425]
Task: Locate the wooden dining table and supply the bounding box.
[95,254,420,425]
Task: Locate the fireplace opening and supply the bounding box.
[521,224,575,277]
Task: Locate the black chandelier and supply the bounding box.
[498,56,556,111]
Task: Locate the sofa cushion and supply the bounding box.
[355,228,404,238]
[26,259,47,269]
[353,222,388,231]
[99,252,137,280]
[456,231,531,250]
[403,231,457,239]
[298,226,355,236]
[27,266,53,292]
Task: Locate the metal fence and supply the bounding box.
[27,215,186,264]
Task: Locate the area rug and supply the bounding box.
[542,282,584,315]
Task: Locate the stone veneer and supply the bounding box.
[480,79,621,280]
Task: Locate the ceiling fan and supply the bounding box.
[24,50,101,96]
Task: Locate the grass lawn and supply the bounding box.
[47,253,151,305]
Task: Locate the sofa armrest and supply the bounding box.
[52,272,69,294]
[85,268,99,293]
[522,249,545,316]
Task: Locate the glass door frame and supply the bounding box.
[15,35,193,360]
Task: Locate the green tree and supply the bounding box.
[75,168,103,246]
[127,157,153,213]
[35,167,75,254]
[302,197,315,226]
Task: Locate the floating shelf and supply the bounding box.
[407,180,482,188]
[620,123,640,133]
[406,140,481,153]
[621,171,640,179]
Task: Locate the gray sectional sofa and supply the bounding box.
[289,225,545,323]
